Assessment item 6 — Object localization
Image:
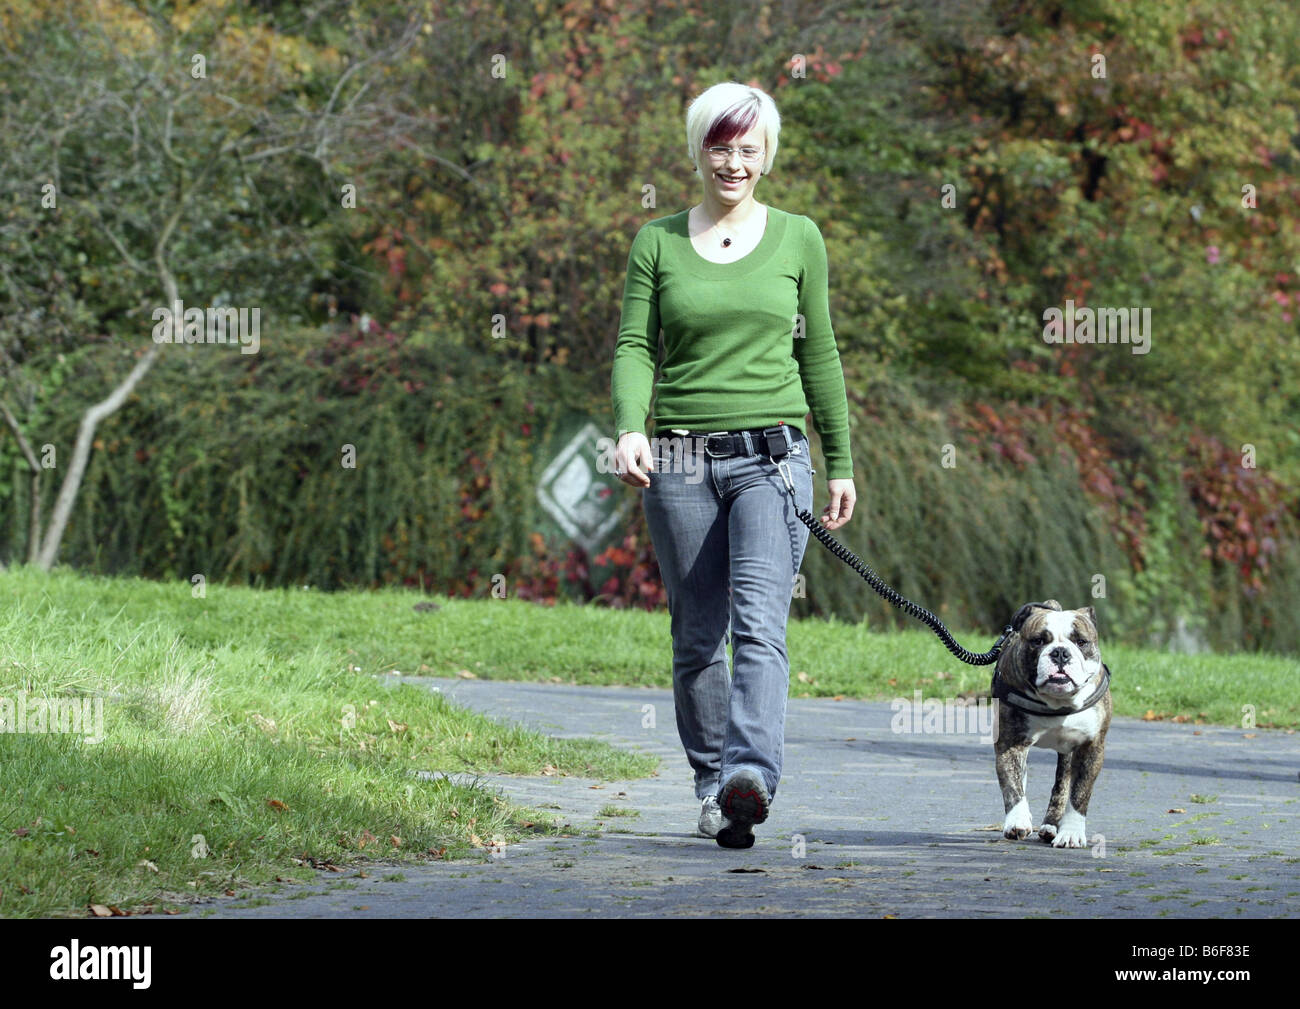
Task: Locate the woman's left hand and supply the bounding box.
[821,478,856,530]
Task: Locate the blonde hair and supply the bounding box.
[685,81,781,177]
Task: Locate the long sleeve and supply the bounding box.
[611,224,660,439]
[792,216,854,481]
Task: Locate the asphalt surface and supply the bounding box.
[191,676,1300,918]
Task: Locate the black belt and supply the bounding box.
[659,425,801,459]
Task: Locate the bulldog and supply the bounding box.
[992,599,1112,848]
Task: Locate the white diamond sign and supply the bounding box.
[536,421,628,555]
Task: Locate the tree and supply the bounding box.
[0,0,427,568]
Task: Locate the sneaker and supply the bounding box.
[698,794,723,837]
[716,769,770,849]
[715,817,755,849]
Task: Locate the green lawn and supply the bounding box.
[381,590,1299,729]
[0,567,656,918]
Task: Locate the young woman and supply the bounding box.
[611,81,856,848]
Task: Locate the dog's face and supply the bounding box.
[1010,600,1102,698]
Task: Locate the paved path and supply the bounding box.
[196,677,1300,918]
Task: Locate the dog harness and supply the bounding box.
[990,663,1112,716]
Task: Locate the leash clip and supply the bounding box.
[776,458,795,494]
[760,425,797,496]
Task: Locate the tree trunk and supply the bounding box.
[35,342,164,570]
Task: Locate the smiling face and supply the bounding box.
[701,125,764,205]
[1018,607,1103,697]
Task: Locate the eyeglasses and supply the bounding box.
[704,145,764,163]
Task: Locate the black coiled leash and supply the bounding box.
[764,428,1013,666]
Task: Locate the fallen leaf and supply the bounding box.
[387,720,407,733]
[88,904,112,917]
[12,828,28,837]
[1244,733,1257,739]
[726,868,766,874]
[1168,808,1187,814]
[108,905,128,917]
[137,860,159,873]
[448,808,459,818]
[457,669,477,679]
[224,889,236,897]
[357,829,377,849]
[267,799,289,812]
[389,835,401,848]
[541,764,558,776]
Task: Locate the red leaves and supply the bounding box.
[510,525,666,610]
[1182,431,1285,593]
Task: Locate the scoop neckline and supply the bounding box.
[681,204,785,277]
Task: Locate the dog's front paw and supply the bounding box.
[1002,799,1032,840]
[1038,822,1058,843]
[1051,808,1087,848]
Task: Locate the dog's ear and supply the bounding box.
[1011,603,1042,633]
[1011,599,1062,633]
[1078,605,1098,633]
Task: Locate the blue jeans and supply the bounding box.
[641,428,815,803]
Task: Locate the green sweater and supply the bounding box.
[611,205,854,481]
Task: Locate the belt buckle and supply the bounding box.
[703,430,733,458]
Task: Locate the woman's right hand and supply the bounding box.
[615,432,654,487]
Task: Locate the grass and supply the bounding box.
[595,804,639,818]
[0,567,657,918]
[154,577,1296,728]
